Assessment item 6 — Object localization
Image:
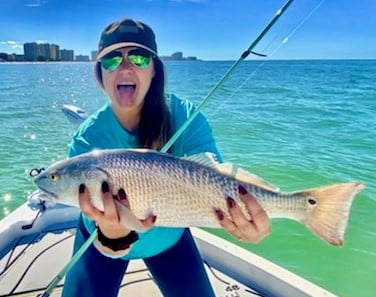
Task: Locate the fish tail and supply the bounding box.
[301,182,365,246]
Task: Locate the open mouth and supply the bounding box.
[117,83,136,103]
[117,83,136,91]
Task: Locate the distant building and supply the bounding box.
[4,41,87,62]
[50,44,60,61]
[8,54,24,61]
[60,49,74,61]
[0,52,8,61]
[160,51,198,61]
[91,51,97,61]
[24,42,63,61]
[171,51,183,60]
[75,54,90,62]
[24,42,39,61]
[38,43,50,61]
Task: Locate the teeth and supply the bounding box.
[117,83,136,91]
[117,83,136,90]
[118,83,136,87]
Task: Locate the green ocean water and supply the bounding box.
[0,60,375,297]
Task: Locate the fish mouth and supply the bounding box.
[37,186,58,200]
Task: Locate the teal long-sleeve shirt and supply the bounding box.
[68,94,221,259]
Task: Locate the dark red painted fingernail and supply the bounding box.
[226,196,236,208]
[215,209,224,221]
[118,188,127,200]
[238,185,247,195]
[151,215,157,223]
[101,181,109,193]
[79,184,85,194]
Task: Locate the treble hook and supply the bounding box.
[29,168,45,177]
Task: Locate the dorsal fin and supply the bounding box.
[182,153,279,192]
[216,163,280,192]
[182,152,219,167]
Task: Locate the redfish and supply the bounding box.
[33,149,365,246]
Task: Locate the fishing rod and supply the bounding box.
[38,231,97,297]
[38,0,295,295]
[161,0,295,153]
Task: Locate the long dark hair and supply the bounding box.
[94,57,171,150]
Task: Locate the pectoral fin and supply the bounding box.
[114,200,148,232]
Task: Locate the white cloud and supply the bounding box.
[35,39,49,44]
[26,0,41,8]
[0,41,23,49]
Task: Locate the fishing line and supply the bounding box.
[38,0,302,295]
[266,0,326,57]
[160,0,295,153]
[190,0,328,134]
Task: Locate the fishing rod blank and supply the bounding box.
[39,0,295,295]
[161,0,295,153]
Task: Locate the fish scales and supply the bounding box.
[105,150,238,226]
[33,148,365,246]
[98,150,302,226]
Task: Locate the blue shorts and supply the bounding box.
[62,215,216,297]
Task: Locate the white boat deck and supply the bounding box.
[0,203,337,297]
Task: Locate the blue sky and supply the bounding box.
[0,0,375,60]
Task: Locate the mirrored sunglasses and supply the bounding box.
[100,48,153,71]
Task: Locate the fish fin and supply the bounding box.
[183,153,279,192]
[127,148,154,154]
[301,182,365,246]
[182,152,219,167]
[216,163,280,192]
[114,200,147,232]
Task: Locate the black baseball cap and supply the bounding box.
[97,18,158,60]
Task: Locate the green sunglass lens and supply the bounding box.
[101,56,122,71]
[128,54,151,68]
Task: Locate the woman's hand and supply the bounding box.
[215,185,270,243]
[78,181,156,254]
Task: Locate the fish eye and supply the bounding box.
[48,172,60,182]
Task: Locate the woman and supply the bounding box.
[62,18,270,297]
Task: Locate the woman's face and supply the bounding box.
[100,47,155,115]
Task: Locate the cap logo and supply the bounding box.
[119,24,139,33]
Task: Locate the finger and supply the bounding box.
[115,188,154,229]
[115,188,130,208]
[226,196,252,230]
[78,184,103,220]
[225,196,265,242]
[239,185,270,236]
[214,208,243,240]
[101,181,118,221]
[141,214,157,228]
